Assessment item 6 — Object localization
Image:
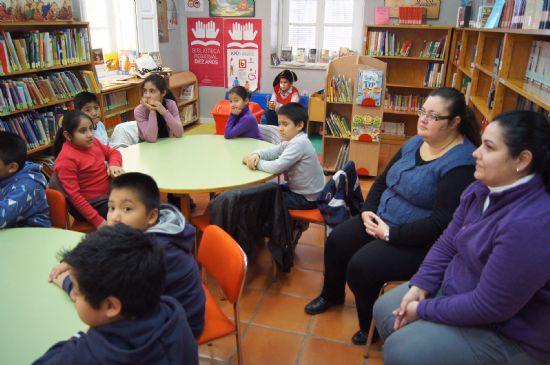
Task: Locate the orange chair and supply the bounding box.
[197,225,247,365]
[45,188,96,233]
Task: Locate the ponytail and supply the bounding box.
[53,110,92,157]
[494,110,550,192]
[53,127,65,158]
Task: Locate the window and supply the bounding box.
[281,0,364,55]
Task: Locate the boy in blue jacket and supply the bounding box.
[50,172,205,338]
[0,131,50,229]
[35,224,198,365]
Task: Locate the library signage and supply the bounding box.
[187,18,225,87]
[385,0,440,19]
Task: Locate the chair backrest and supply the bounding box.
[45,188,68,229]
[258,124,281,145]
[198,225,247,304]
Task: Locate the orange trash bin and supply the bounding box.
[211,100,264,135]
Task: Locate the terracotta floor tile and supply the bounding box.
[299,224,325,248]
[294,243,324,272]
[253,243,274,265]
[252,292,312,333]
[299,337,365,365]
[229,325,304,365]
[270,268,323,299]
[365,341,383,365]
[310,305,360,343]
[199,323,247,362]
[199,357,225,365]
[245,259,274,290]
[217,288,265,323]
[345,284,356,306]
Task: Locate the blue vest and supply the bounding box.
[377,135,476,227]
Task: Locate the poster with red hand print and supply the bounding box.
[187,17,225,87]
[223,19,261,91]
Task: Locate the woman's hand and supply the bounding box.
[48,262,70,283]
[107,165,124,178]
[393,285,428,330]
[361,211,389,240]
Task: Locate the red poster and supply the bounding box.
[223,19,262,91]
[187,18,225,87]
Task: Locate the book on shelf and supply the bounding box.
[320,49,331,63]
[487,78,496,110]
[92,48,104,65]
[308,49,317,63]
[295,48,306,63]
[367,31,414,57]
[104,91,129,111]
[511,0,527,29]
[270,52,280,66]
[327,74,353,103]
[356,69,383,107]
[461,75,472,101]
[180,84,195,101]
[118,50,138,75]
[424,62,443,88]
[325,112,351,138]
[351,114,382,142]
[338,47,350,57]
[381,121,405,136]
[476,4,494,28]
[180,103,198,124]
[419,37,446,59]
[385,93,426,113]
[104,52,119,71]
[374,6,390,25]
[457,5,472,27]
[525,40,550,90]
[280,46,292,62]
[398,6,425,25]
[485,0,505,28]
[493,38,504,75]
[334,142,350,171]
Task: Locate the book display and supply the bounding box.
[169,71,199,127]
[0,21,94,154]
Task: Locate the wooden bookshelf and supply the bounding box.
[320,55,387,176]
[99,81,143,131]
[363,24,452,172]
[169,71,200,127]
[447,28,550,126]
[0,21,95,155]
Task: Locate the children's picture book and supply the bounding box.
[118,50,138,75]
[351,114,382,142]
[296,48,306,63]
[180,84,194,101]
[339,47,350,57]
[375,6,390,24]
[147,51,163,67]
[18,0,73,21]
[320,49,331,63]
[271,52,280,66]
[281,46,292,62]
[0,1,14,20]
[356,69,384,107]
[104,52,119,71]
[308,48,317,63]
[92,48,104,65]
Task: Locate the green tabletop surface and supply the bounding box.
[120,135,275,193]
[0,228,85,364]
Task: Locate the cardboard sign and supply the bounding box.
[385,0,440,19]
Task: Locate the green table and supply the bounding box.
[121,135,275,217]
[0,228,85,364]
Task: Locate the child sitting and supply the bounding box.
[0,131,50,228]
[265,70,300,126]
[74,92,108,145]
[36,224,198,365]
[49,172,205,338]
[53,110,123,228]
[135,74,183,142]
[224,85,262,140]
[243,102,325,210]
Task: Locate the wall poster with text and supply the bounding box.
[187,18,225,87]
[223,19,261,91]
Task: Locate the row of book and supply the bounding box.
[180,104,198,124]
[424,62,444,88]
[0,28,91,75]
[398,7,426,25]
[327,75,353,103]
[384,93,427,113]
[0,70,99,115]
[104,91,129,111]
[498,0,550,29]
[325,112,351,138]
[381,122,406,136]
[0,105,67,150]
[526,41,550,89]
[516,95,550,119]
[278,47,351,64]
[332,142,350,172]
[367,32,446,59]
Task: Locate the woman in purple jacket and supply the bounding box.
[224,86,262,140]
[373,110,550,365]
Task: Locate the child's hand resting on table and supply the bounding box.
[242,153,260,170]
[48,262,70,289]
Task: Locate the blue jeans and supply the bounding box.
[373,282,544,365]
[279,184,317,210]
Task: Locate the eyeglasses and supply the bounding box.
[416,109,451,122]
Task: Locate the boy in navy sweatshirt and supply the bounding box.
[50,172,205,338]
[0,131,50,229]
[35,224,198,365]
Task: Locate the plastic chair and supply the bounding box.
[46,188,68,229]
[364,281,406,358]
[197,225,247,365]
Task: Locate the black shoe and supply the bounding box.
[351,330,368,346]
[304,296,344,315]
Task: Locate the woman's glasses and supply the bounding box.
[416,109,451,122]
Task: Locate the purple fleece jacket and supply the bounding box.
[224,106,262,140]
[411,174,550,362]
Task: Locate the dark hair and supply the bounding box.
[0,131,27,173]
[273,69,298,87]
[53,110,93,157]
[493,110,550,192]
[112,172,161,213]
[62,224,166,319]
[278,102,308,130]
[228,85,250,101]
[141,74,176,138]
[74,92,99,110]
[429,87,481,146]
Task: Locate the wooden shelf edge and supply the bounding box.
[386,83,438,89]
[0,97,74,117]
[500,79,550,111]
[182,117,200,127]
[383,109,418,116]
[458,65,473,78]
[0,21,89,27]
[104,105,133,119]
[366,24,452,30]
[373,55,445,62]
[0,62,92,77]
[177,98,197,107]
[27,143,52,155]
[324,135,350,140]
[469,95,491,120]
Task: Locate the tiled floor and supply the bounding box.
[189,178,384,365]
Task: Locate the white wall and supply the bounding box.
[170,0,463,119]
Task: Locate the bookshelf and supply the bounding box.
[447,28,550,127]
[363,24,452,172]
[321,55,387,176]
[0,21,94,155]
[99,81,143,133]
[169,71,199,127]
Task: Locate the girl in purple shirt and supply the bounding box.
[224,86,262,140]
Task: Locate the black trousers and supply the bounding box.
[320,214,429,331]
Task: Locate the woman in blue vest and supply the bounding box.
[304,87,481,345]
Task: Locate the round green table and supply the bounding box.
[0,228,85,364]
[121,135,275,217]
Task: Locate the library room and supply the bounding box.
[1,0,550,364]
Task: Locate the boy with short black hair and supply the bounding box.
[50,172,205,338]
[36,224,198,365]
[0,131,50,228]
[74,91,108,145]
[243,102,325,210]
